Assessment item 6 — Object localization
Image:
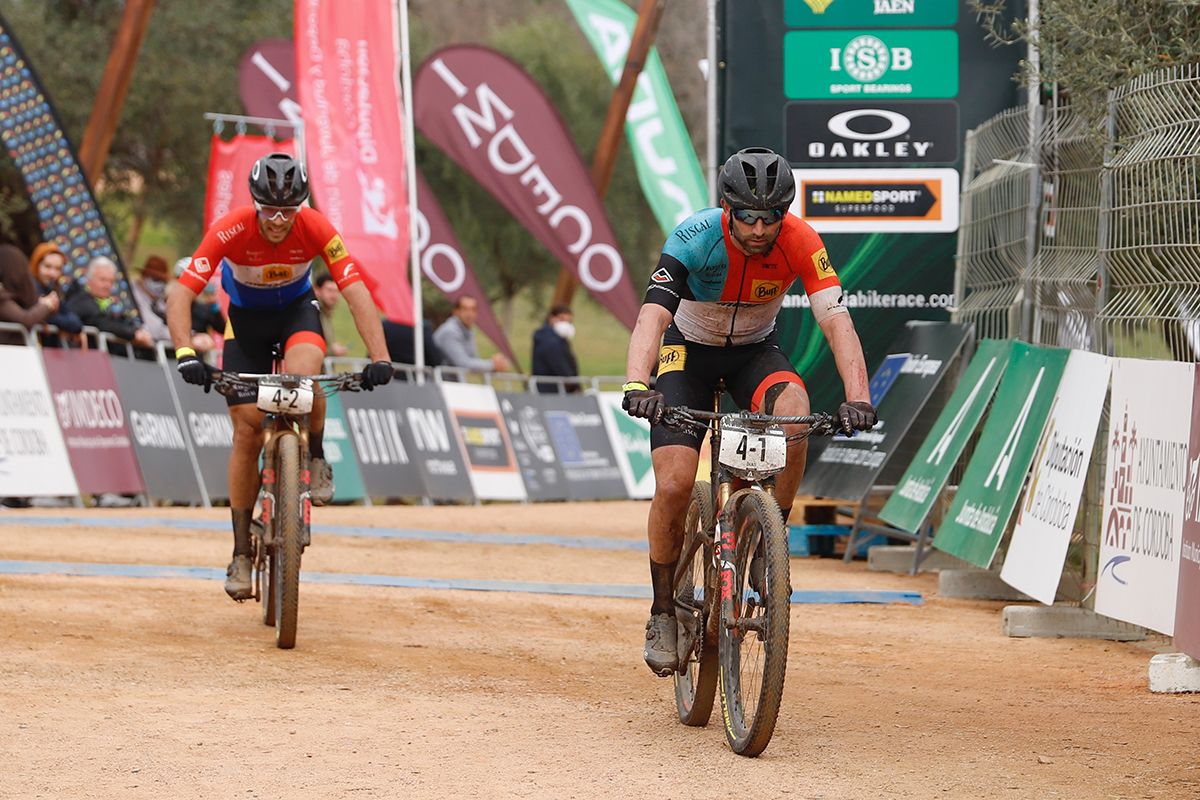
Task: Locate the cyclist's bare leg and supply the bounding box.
[644,444,701,674]
[761,381,811,519]
[283,342,326,455]
[225,403,266,597]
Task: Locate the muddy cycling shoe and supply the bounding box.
[224,555,253,601]
[644,613,678,676]
[309,457,334,506]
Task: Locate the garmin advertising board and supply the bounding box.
[108,356,203,505]
[497,392,570,502]
[170,369,235,503]
[719,0,1024,413]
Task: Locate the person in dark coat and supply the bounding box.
[531,304,579,394]
[383,317,444,369]
[65,256,153,348]
[28,241,83,344]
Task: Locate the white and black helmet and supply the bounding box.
[718,147,795,210]
[249,152,309,207]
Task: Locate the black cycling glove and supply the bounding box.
[622,382,665,425]
[360,361,394,391]
[837,400,878,435]
[176,349,211,392]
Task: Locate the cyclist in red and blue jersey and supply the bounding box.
[166,153,394,601]
[622,147,878,675]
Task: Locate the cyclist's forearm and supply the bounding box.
[341,282,390,362]
[625,304,672,383]
[821,313,870,402]
[165,284,198,351]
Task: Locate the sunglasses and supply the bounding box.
[255,201,303,222]
[731,207,786,225]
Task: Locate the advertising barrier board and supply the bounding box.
[0,345,77,496]
[440,383,526,501]
[321,393,367,503]
[340,386,429,500]
[1175,365,1200,658]
[170,369,235,503]
[597,391,654,500]
[539,394,627,500]
[397,383,475,502]
[497,392,570,502]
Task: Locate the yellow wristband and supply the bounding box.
[622,381,648,393]
[175,346,197,360]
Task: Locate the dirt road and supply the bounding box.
[0,502,1195,799]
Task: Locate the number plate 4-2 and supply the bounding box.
[256,378,315,415]
[718,422,787,475]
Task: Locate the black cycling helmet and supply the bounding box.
[249,152,309,207]
[718,147,795,210]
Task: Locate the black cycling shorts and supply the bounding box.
[650,332,806,451]
[220,291,326,406]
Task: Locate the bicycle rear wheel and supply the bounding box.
[272,432,303,649]
[673,481,718,726]
[718,490,790,756]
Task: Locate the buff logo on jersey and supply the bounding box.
[658,344,686,374]
[751,280,782,300]
[324,235,348,263]
[262,266,292,283]
[812,248,835,278]
[650,267,672,284]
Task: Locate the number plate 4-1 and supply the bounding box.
[718,422,787,476]
[256,378,315,415]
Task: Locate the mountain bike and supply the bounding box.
[660,395,836,757]
[210,368,366,649]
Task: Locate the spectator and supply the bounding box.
[313,273,349,356]
[382,317,444,367]
[66,256,153,349]
[130,255,172,342]
[532,304,580,394]
[0,244,59,345]
[432,296,509,373]
[190,282,226,354]
[29,242,83,344]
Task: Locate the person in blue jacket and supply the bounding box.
[531,304,579,394]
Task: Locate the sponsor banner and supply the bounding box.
[880,339,1013,533]
[933,343,1070,568]
[205,134,297,231]
[414,45,640,328]
[539,393,627,500]
[170,370,235,503]
[340,387,427,499]
[0,16,135,314]
[597,391,654,500]
[1176,366,1200,658]
[868,352,909,405]
[395,382,474,502]
[439,382,526,501]
[41,350,144,495]
[785,101,959,165]
[238,38,304,132]
[1001,351,1112,604]
[784,0,958,28]
[1096,359,1193,635]
[799,321,968,501]
[792,168,959,233]
[295,0,415,324]
[414,170,519,367]
[496,392,570,501]
[0,346,77,496]
[108,357,203,505]
[321,392,367,503]
[566,0,708,234]
[784,30,959,100]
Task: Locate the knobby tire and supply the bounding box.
[273,432,303,649]
[674,481,718,726]
[718,490,790,757]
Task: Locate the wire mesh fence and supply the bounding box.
[951,64,1200,609]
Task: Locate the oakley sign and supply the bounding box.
[786,101,959,164]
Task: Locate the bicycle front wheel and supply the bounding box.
[272,432,303,650]
[674,481,717,726]
[718,490,790,757]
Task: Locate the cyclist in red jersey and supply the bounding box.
[622,147,878,675]
[166,153,394,601]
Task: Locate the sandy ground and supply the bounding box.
[0,501,1196,799]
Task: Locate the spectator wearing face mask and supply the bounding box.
[532,304,579,394]
[130,255,172,342]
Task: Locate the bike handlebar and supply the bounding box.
[659,406,840,437]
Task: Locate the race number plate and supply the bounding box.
[256,378,315,415]
[718,422,787,474]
